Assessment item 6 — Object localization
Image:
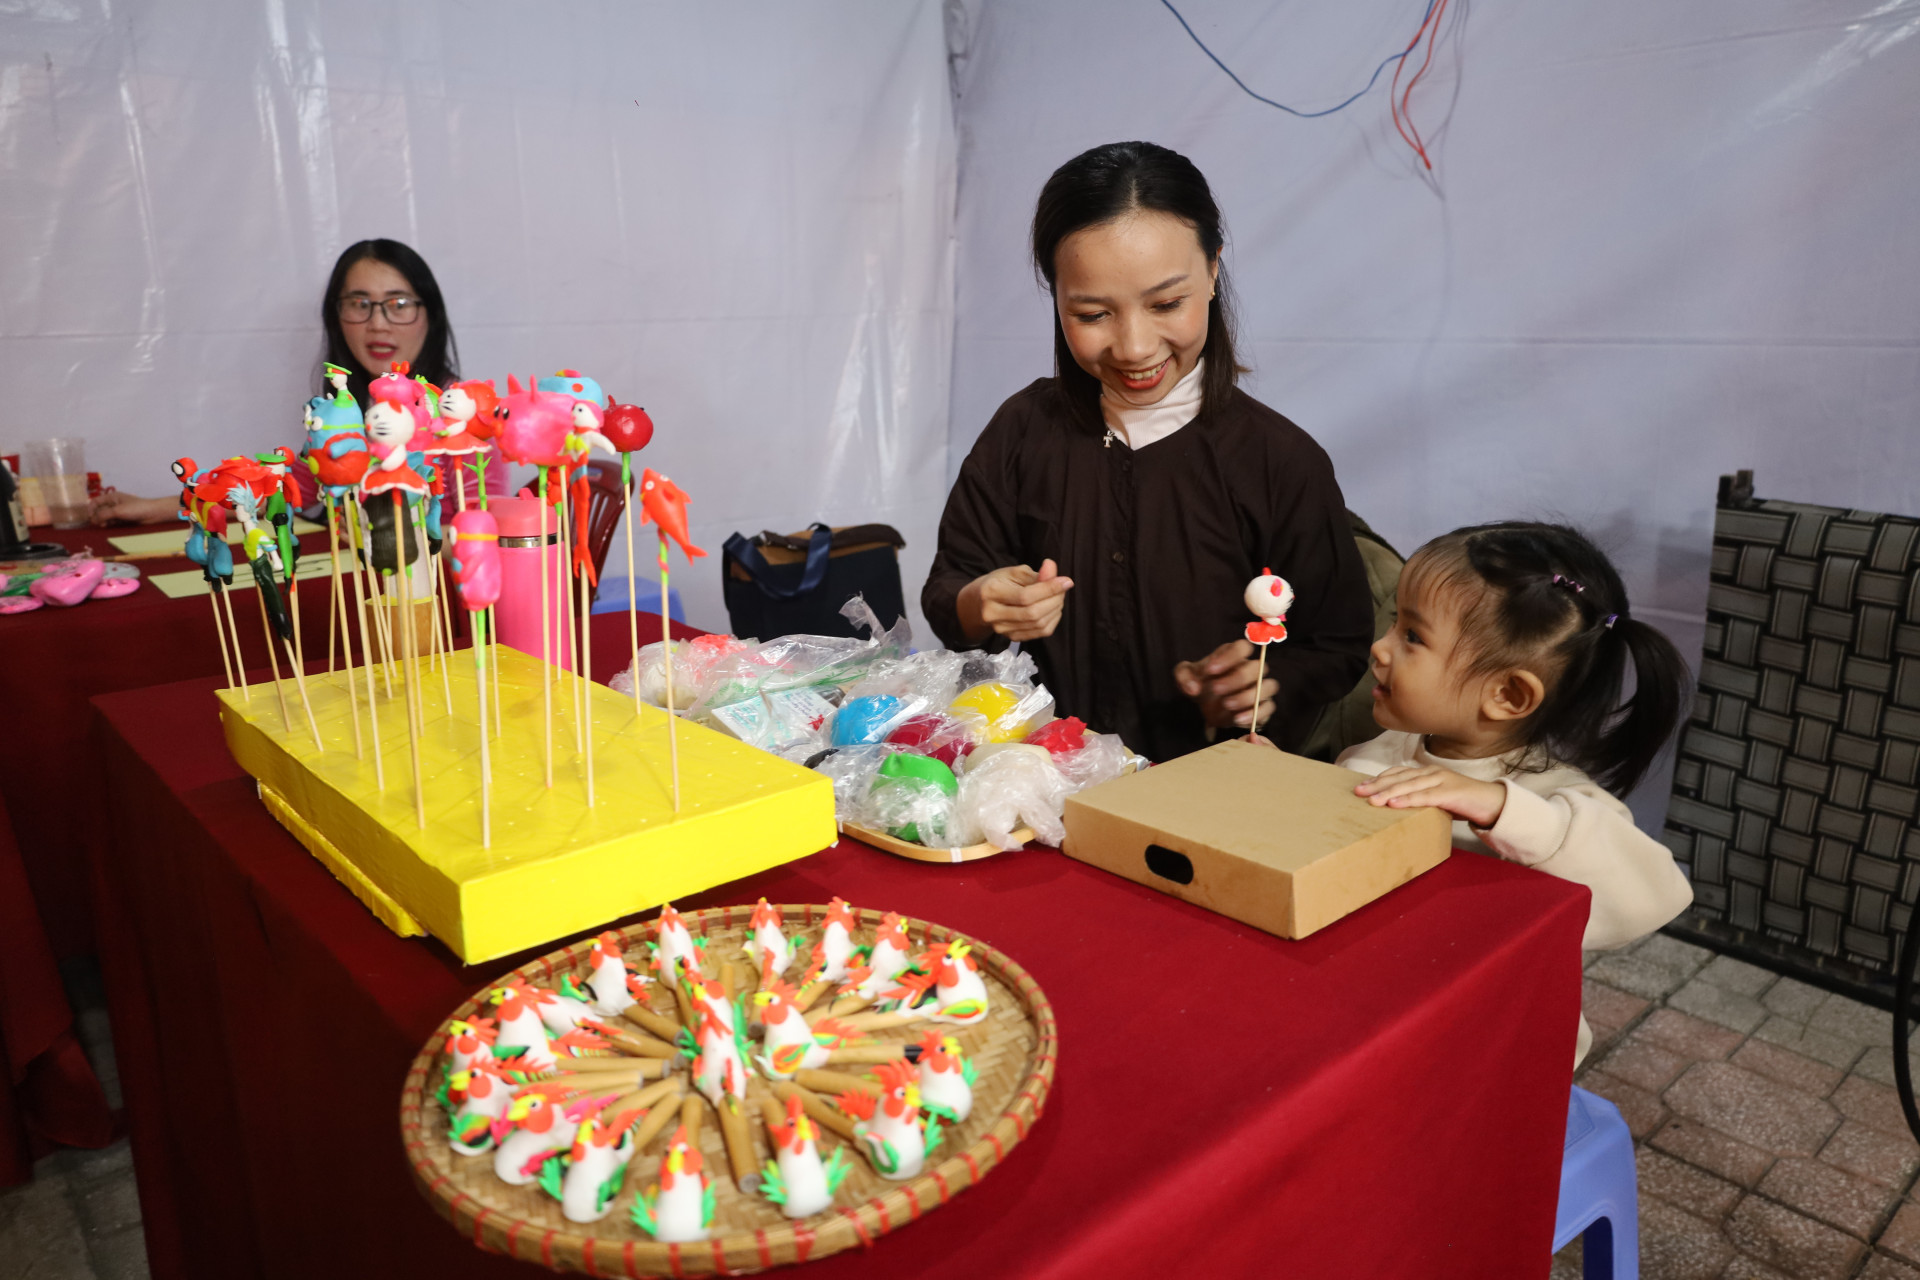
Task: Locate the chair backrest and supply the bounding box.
[1298,510,1404,761]
[579,460,626,594]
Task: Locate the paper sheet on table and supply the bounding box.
[150,553,337,599]
[108,518,323,556]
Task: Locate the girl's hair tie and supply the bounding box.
[1550,573,1586,593]
[1603,613,1620,629]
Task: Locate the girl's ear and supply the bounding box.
[1482,669,1546,723]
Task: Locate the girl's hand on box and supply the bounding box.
[1354,765,1507,828]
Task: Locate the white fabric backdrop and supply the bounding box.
[945,0,1920,819]
[0,0,956,638]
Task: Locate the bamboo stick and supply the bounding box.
[716,1094,759,1191]
[208,585,236,691]
[394,493,426,828]
[620,1003,683,1045]
[254,583,293,732]
[791,1069,874,1098]
[344,502,385,790]
[322,497,362,759]
[824,1045,913,1067]
[771,1081,861,1143]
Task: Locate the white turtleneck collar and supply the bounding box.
[1102,358,1204,450]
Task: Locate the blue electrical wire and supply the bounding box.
[1160,0,1440,119]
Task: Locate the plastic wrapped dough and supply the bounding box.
[948,745,1071,851]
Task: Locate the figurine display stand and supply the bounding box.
[219,657,836,962]
[400,902,1057,1274]
[839,823,1037,865]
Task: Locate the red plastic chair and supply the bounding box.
[579,460,627,600]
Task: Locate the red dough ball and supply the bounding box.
[887,715,972,767]
[1024,717,1088,755]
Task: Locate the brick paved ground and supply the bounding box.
[1556,933,1920,1279]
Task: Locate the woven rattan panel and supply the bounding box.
[1664,490,1920,986]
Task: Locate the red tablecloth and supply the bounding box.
[90,610,1587,1279]
[0,787,113,1185]
[1,521,334,956]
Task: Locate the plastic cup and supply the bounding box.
[21,438,88,528]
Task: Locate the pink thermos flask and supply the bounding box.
[491,495,572,672]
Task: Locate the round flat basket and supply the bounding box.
[400,903,1058,1276]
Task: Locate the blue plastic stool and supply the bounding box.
[1554,1086,1639,1279]
[590,574,685,623]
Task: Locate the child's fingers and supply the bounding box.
[1353,765,1428,794]
[1357,773,1448,806]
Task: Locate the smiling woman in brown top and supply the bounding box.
[922,141,1373,762]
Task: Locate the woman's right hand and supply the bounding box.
[956,559,1074,643]
[88,490,176,526]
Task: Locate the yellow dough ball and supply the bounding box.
[949,682,1023,742]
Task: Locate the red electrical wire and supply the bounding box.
[1389,0,1449,171]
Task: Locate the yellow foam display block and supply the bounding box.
[217,644,837,963]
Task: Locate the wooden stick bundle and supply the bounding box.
[824,1045,913,1067]
[619,1002,684,1045]
[770,1081,861,1143]
[716,1094,759,1192]
[791,1069,874,1098]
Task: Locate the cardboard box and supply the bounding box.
[1061,739,1451,939]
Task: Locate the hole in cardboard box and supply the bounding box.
[1144,844,1194,885]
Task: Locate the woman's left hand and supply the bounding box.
[1174,638,1277,730]
[1354,766,1507,828]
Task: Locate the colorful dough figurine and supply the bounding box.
[818,898,860,983]
[914,1031,976,1123]
[742,898,792,978]
[649,904,705,981]
[837,1059,941,1180]
[492,1088,590,1186]
[555,1105,644,1224]
[580,930,641,1017]
[488,980,558,1072]
[848,913,916,1003]
[760,1093,851,1219]
[690,1000,749,1108]
[1242,568,1294,737]
[631,1124,714,1243]
[441,1017,497,1108]
[753,978,852,1078]
[447,1057,518,1155]
[898,941,989,1025]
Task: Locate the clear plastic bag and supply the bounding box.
[948,745,1070,851]
[1054,730,1145,792]
[685,595,911,718]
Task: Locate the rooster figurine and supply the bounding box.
[915,1031,977,1123]
[741,898,793,978]
[631,1124,714,1243]
[837,1058,941,1180]
[760,1093,852,1219]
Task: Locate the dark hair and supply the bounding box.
[1406,521,1693,796]
[320,239,459,407]
[1030,141,1243,434]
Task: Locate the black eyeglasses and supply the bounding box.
[337,295,425,325]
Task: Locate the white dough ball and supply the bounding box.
[1244,572,1294,620]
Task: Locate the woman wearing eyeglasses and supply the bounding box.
[89,239,499,523]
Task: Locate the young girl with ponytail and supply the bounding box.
[1337,521,1695,1065]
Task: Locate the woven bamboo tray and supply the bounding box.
[401,903,1058,1275]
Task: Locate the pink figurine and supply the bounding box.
[433,379,498,456]
[448,510,501,610]
[29,559,105,607]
